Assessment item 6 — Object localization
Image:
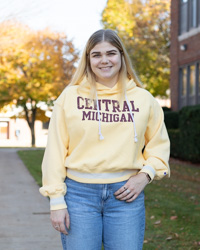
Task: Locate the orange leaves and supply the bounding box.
[102,0,170,97]
[0,20,79,116]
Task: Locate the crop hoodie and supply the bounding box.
[39,77,170,210]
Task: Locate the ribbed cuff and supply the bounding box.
[50,196,67,210]
[138,165,156,183]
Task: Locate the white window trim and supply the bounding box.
[178,26,200,41]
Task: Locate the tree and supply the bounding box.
[102,0,170,97]
[0,20,79,146]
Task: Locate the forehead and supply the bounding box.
[90,42,119,53]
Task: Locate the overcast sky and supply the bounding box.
[0,0,107,52]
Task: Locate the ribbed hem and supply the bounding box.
[66,169,138,184]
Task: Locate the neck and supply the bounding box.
[96,76,119,89]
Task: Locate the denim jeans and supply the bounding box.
[61,177,145,250]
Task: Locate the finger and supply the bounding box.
[54,225,60,231]
[114,185,128,196]
[120,192,134,201]
[65,212,70,230]
[115,189,131,200]
[59,222,68,235]
[126,193,138,203]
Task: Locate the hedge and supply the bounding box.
[164,111,179,129]
[179,105,200,162]
[168,129,180,158]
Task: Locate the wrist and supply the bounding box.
[139,172,151,184]
[144,172,151,183]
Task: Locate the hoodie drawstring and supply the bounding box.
[96,92,138,143]
[96,92,104,140]
[125,93,138,143]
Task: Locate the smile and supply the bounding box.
[99,66,112,69]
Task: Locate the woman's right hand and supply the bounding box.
[50,208,70,235]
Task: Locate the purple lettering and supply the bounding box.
[113,114,119,122]
[82,111,91,120]
[85,98,93,110]
[112,100,121,113]
[122,101,129,112]
[127,113,134,122]
[91,111,96,121]
[102,99,111,112]
[102,112,109,122]
[120,113,127,122]
[77,96,84,109]
[130,101,139,112]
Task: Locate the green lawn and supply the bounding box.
[18,150,200,249]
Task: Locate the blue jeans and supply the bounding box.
[61,178,145,250]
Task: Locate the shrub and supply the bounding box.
[179,105,200,163]
[162,106,171,112]
[168,129,180,158]
[164,111,179,129]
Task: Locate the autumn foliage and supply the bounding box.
[0,20,79,146]
[102,0,170,97]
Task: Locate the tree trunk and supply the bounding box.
[24,104,37,147]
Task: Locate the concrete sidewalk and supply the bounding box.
[0,148,62,250]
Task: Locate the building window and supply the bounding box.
[198,0,200,25]
[181,67,187,96]
[179,0,200,34]
[180,0,189,34]
[198,63,200,95]
[179,62,200,108]
[190,0,197,28]
[43,121,49,130]
[0,121,9,139]
[189,65,196,95]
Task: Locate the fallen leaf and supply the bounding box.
[143,240,148,244]
[170,216,178,220]
[174,233,179,238]
[154,220,161,225]
[166,236,173,241]
[150,215,155,219]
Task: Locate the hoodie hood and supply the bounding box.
[78,76,137,96]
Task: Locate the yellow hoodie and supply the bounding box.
[39,78,170,210]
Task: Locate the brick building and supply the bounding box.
[170,0,200,110]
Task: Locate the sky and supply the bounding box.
[0,0,108,52]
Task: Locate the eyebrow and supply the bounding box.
[91,49,118,55]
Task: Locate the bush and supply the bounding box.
[179,105,200,162]
[168,129,180,158]
[164,111,179,129]
[162,106,171,112]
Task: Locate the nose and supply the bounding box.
[101,55,109,64]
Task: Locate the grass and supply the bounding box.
[18,150,200,250]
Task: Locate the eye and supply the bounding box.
[93,54,101,58]
[107,52,116,56]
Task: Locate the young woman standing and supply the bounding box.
[40,29,170,250]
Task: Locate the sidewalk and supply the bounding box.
[0,148,62,250]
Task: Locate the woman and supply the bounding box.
[40,29,170,250]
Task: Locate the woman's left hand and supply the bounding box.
[114,173,149,202]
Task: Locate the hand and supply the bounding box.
[114,173,149,202]
[50,208,70,235]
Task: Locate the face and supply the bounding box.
[89,41,121,87]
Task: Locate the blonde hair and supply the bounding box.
[69,29,142,98]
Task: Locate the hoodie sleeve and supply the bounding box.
[39,101,69,210]
[139,98,170,182]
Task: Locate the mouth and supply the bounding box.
[99,66,112,70]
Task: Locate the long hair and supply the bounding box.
[69,29,142,98]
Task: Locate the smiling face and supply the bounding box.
[89,42,122,88]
